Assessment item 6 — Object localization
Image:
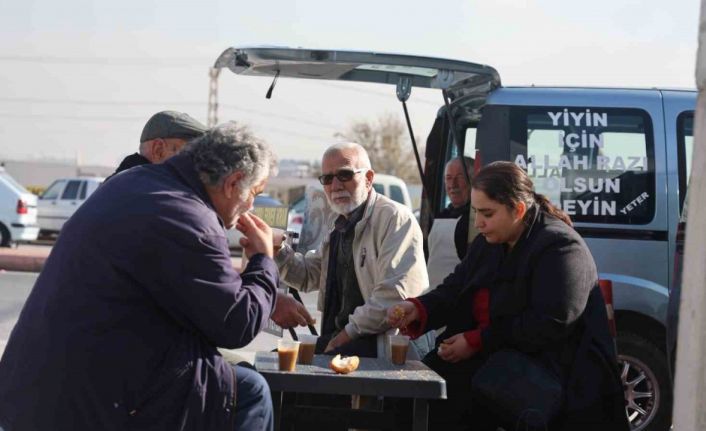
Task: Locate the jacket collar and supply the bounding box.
[359,189,378,224]
[164,153,216,212]
[443,201,471,218]
[116,153,150,172]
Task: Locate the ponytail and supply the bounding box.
[532,192,572,227]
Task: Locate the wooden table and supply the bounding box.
[255,352,446,431]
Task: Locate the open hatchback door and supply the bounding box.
[214,46,500,101]
[214,46,500,195]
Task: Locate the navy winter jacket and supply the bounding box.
[0,153,278,430]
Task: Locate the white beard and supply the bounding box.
[327,186,368,215]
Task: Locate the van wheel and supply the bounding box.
[617,331,671,431]
[0,223,11,247]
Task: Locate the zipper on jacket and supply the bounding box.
[230,366,237,429]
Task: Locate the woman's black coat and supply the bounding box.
[417,208,629,430]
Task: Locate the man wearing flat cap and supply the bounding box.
[108,110,207,179]
[0,123,295,431]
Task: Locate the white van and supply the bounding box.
[0,168,39,247]
[214,46,691,430]
[38,177,104,235]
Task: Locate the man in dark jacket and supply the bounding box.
[0,123,281,431]
[108,110,207,180]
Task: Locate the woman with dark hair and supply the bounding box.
[387,161,628,431]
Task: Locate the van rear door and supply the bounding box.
[214,47,500,100]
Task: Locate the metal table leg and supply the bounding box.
[412,398,428,431]
[272,390,282,431]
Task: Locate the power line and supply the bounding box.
[318,81,441,107]
[0,96,202,106]
[0,55,211,68]
[0,113,143,122]
[0,113,335,142]
[0,97,342,130]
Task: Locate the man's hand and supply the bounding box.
[324,330,351,353]
[272,228,287,254]
[385,301,419,330]
[437,333,478,363]
[236,212,274,258]
[271,293,316,329]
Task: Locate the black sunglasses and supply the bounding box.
[318,168,365,185]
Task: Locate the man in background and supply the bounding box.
[106,111,312,328]
[426,157,472,289]
[108,110,207,179]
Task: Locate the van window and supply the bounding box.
[61,180,82,200]
[509,107,655,224]
[677,112,694,213]
[390,185,405,205]
[373,183,385,195]
[464,127,477,159]
[41,180,66,200]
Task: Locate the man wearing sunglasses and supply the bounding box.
[275,143,429,358]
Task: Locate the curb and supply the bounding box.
[0,255,240,274]
[0,255,46,273]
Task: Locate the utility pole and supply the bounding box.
[673,1,706,428]
[207,67,221,127]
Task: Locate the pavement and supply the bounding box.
[0,244,51,272]
[0,243,243,272]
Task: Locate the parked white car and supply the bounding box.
[372,173,413,208]
[0,168,39,246]
[38,177,104,235]
[287,196,306,243]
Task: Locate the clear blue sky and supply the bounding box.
[0,0,699,166]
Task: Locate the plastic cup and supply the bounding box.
[389,335,410,365]
[272,227,287,248]
[297,334,318,365]
[277,339,300,371]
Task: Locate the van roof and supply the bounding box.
[501,85,696,93]
[485,86,697,106]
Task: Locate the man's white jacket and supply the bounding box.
[275,190,429,339]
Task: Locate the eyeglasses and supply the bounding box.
[318,168,365,186]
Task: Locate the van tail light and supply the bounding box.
[16,199,28,215]
[291,215,304,225]
[599,279,617,338]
